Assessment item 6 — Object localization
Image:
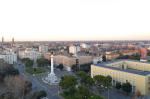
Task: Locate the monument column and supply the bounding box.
[42,54,59,85]
[50,55,54,74]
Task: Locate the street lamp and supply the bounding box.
[105,87,110,99]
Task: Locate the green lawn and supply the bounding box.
[25,67,46,74]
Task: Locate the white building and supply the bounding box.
[148,47,150,51]
[0,50,17,64]
[39,45,48,53]
[19,48,42,61]
[69,45,80,55]
[93,56,103,64]
[80,43,90,49]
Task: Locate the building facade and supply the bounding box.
[0,50,17,64]
[54,55,93,71]
[91,60,150,95]
[19,48,42,61]
[39,45,48,53]
[140,48,147,61]
[69,45,80,55]
[106,52,120,60]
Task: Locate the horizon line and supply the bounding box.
[1,39,150,42]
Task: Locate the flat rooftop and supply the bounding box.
[100,59,150,65]
[94,60,150,76]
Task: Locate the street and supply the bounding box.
[15,61,61,99]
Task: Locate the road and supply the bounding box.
[15,61,61,99]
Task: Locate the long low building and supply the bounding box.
[91,60,150,95]
[53,55,93,71]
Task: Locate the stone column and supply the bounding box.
[50,55,54,74]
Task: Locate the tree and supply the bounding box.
[76,85,91,99]
[129,54,140,60]
[71,64,77,72]
[60,74,103,99]
[22,58,30,63]
[79,63,92,73]
[0,92,15,99]
[61,87,77,99]
[0,64,19,83]
[122,82,132,95]
[76,71,87,81]
[93,75,112,94]
[32,90,47,99]
[103,76,112,89]
[76,71,94,87]
[4,75,26,99]
[93,75,105,87]
[59,75,77,90]
[89,94,104,99]
[61,85,104,99]
[24,58,33,67]
[36,58,50,67]
[115,82,122,90]
[0,71,5,83]
[24,80,32,95]
[5,66,19,76]
[57,64,64,70]
[85,76,94,87]
[102,55,106,62]
[117,54,140,60]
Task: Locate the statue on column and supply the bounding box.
[43,53,59,85]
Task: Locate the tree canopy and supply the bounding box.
[93,75,112,89]
[122,82,132,94]
[59,72,104,99]
[59,75,77,90]
[115,82,122,90]
[32,90,47,99]
[0,62,19,83]
[22,58,34,67]
[76,71,94,87]
[36,58,50,67]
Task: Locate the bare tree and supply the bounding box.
[4,75,25,99]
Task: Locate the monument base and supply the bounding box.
[42,73,59,85]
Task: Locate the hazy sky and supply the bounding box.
[0,0,150,41]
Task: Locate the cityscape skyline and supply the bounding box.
[1,0,150,99]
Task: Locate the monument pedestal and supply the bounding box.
[43,73,59,85]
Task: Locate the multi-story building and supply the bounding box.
[120,50,139,56]
[19,48,42,61]
[80,43,90,49]
[0,50,17,64]
[91,60,150,95]
[140,48,147,62]
[148,47,150,51]
[106,52,120,60]
[39,45,48,53]
[43,52,51,60]
[54,55,93,71]
[93,56,103,64]
[69,45,80,55]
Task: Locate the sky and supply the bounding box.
[0,0,150,41]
